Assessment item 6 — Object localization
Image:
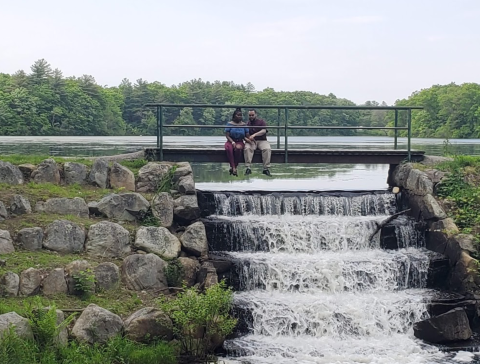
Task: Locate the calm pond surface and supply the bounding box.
[1,136,479,191]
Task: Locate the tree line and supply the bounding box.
[1,59,479,138]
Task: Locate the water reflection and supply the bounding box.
[1,136,479,191]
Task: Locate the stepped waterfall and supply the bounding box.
[201,191,476,364]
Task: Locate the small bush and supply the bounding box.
[72,269,96,299]
[157,281,237,360]
[164,259,185,287]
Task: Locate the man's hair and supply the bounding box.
[231,107,242,121]
[248,109,257,114]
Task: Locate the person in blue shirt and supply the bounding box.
[225,108,250,176]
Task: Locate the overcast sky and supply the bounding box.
[1,0,479,104]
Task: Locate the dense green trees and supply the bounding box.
[1,60,479,138]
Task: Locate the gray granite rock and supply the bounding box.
[17,227,43,251]
[136,162,171,193]
[110,162,135,191]
[71,304,123,344]
[0,161,24,185]
[134,226,181,259]
[0,201,8,221]
[42,268,68,296]
[35,197,89,218]
[0,312,33,340]
[32,159,60,184]
[0,272,20,297]
[94,262,120,291]
[64,162,87,185]
[151,192,174,227]
[124,307,173,343]
[85,221,130,258]
[96,193,150,221]
[10,194,32,215]
[19,268,42,296]
[180,221,208,257]
[0,230,15,254]
[43,220,86,253]
[174,194,201,223]
[89,158,109,188]
[122,254,168,291]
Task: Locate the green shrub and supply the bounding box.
[157,281,237,360]
[164,259,185,287]
[156,165,178,193]
[0,327,37,364]
[72,269,96,299]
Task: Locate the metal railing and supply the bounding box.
[145,103,423,162]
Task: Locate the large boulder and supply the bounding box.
[32,159,60,184]
[94,262,120,291]
[89,158,109,189]
[174,195,201,223]
[71,304,123,344]
[178,257,200,287]
[52,309,68,347]
[43,220,86,254]
[96,193,150,221]
[0,272,20,297]
[152,192,174,227]
[0,161,24,185]
[10,194,32,215]
[17,227,43,251]
[64,162,87,185]
[172,163,193,183]
[178,174,195,195]
[36,197,89,218]
[0,201,8,220]
[0,230,15,254]
[19,268,42,296]
[110,163,135,191]
[421,194,447,221]
[134,226,181,259]
[122,254,168,292]
[125,307,173,343]
[405,169,434,196]
[414,308,472,343]
[42,268,68,296]
[136,162,172,193]
[197,261,218,289]
[0,312,33,340]
[180,221,208,257]
[18,163,36,182]
[85,221,130,258]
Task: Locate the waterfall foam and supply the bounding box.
[204,191,473,363]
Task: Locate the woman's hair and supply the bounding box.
[231,107,242,121]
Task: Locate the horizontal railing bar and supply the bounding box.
[162,124,409,130]
[145,103,423,110]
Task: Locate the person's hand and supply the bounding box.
[248,135,255,141]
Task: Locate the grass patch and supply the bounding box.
[0,182,113,206]
[0,289,154,318]
[435,156,480,238]
[119,159,149,177]
[0,250,105,276]
[0,154,94,166]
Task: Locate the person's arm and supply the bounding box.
[248,120,267,140]
[225,131,236,145]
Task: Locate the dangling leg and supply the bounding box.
[224,141,235,174]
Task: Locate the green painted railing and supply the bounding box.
[145,103,423,162]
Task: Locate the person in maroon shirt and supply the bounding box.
[244,109,272,176]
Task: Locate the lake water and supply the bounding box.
[1,136,479,191]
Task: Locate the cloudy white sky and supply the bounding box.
[1,0,479,104]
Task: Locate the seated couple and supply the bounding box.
[224,108,271,176]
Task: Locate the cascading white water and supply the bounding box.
[206,192,473,364]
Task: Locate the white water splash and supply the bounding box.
[229,248,430,293]
[213,193,396,216]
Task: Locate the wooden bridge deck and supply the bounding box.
[145,148,425,164]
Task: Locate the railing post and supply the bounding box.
[407,108,412,161]
[157,106,164,161]
[277,108,281,149]
[394,109,398,150]
[284,108,289,163]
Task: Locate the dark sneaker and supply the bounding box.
[262,169,271,177]
[245,168,252,175]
